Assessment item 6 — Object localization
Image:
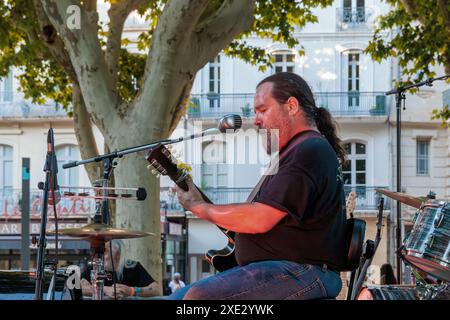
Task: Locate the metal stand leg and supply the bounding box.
[90,239,106,300]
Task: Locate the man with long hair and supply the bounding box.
[81,240,161,299]
[171,72,347,300]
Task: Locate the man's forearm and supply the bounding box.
[189,202,287,234]
[137,283,161,297]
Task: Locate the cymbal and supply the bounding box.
[48,223,155,241]
[375,188,426,209]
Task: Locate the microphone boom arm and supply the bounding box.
[63,115,241,170]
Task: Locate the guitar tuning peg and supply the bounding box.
[146,165,154,171]
[151,169,159,176]
[155,173,161,179]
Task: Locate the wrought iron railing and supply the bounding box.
[188,92,388,118]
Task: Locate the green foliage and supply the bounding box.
[0,0,333,113]
[432,104,450,128]
[365,0,450,124]
[366,1,449,84]
[117,49,147,103]
[225,0,332,71]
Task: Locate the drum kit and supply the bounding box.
[51,223,153,300]
[45,185,155,300]
[356,188,450,300]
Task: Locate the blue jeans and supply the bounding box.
[168,260,342,300]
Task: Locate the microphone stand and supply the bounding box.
[35,128,59,300]
[385,74,449,283]
[61,119,239,300]
[62,128,223,171]
[63,128,223,300]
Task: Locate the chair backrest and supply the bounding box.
[343,191,366,271]
[345,218,366,271]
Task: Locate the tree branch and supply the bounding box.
[195,0,255,66]
[40,0,119,139]
[400,0,427,25]
[168,78,194,134]
[32,0,77,80]
[72,81,101,184]
[134,0,255,139]
[105,0,147,84]
[137,0,209,110]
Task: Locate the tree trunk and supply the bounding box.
[113,151,162,288]
[72,83,101,183]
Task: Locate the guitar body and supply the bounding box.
[146,144,238,272]
[206,243,237,272]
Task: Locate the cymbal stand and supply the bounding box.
[90,238,107,300]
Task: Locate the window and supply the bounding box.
[208,56,220,108]
[348,52,360,107]
[273,53,295,74]
[343,142,367,206]
[0,145,13,190]
[0,145,13,215]
[201,141,228,191]
[1,69,13,102]
[56,145,81,186]
[343,142,366,187]
[416,139,430,176]
[343,0,366,24]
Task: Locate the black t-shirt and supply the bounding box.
[235,131,347,270]
[82,259,155,287]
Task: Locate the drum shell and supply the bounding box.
[403,201,450,282]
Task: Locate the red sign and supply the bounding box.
[0,195,94,221]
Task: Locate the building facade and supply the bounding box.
[0,0,448,290]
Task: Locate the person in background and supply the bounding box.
[380,263,397,285]
[81,239,161,299]
[168,272,186,294]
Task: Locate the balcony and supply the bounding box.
[315,92,388,116]
[161,186,390,214]
[344,186,391,211]
[336,7,374,31]
[188,92,388,119]
[0,92,68,119]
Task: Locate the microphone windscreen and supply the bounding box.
[218,114,242,133]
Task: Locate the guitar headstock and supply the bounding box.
[145,145,180,180]
[346,191,356,218]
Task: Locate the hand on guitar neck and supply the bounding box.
[146,144,238,271]
[173,175,209,219]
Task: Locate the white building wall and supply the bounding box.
[188,219,228,254]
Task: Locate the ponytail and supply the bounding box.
[315,107,346,164]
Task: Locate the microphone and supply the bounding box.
[177,114,243,141]
[45,129,61,206]
[218,114,242,133]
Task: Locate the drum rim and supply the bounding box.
[404,249,449,269]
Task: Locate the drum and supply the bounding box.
[402,200,450,282]
[357,284,450,300]
[0,269,81,300]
